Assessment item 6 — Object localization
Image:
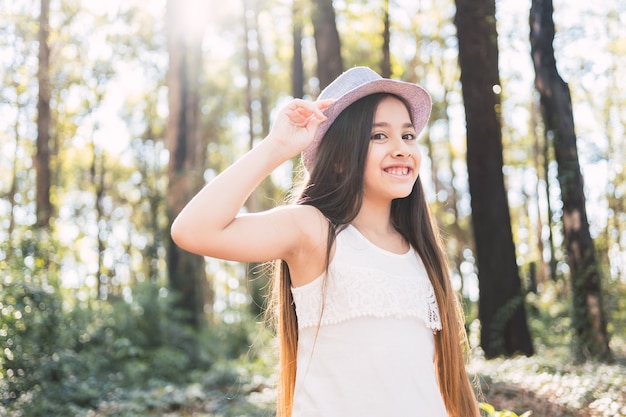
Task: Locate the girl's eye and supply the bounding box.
[402,133,416,141]
[370,132,387,140]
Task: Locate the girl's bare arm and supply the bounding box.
[170,99,332,265]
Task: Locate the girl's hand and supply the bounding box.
[266,98,334,159]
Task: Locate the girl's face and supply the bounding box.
[362,96,422,204]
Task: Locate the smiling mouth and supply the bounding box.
[384,166,411,176]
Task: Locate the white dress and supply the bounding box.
[290,225,448,417]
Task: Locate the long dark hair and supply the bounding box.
[269,93,479,417]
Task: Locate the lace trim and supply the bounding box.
[291,261,441,331]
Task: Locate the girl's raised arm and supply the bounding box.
[170,98,333,264]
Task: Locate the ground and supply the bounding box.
[87,347,626,417]
[480,378,578,416]
[470,351,626,417]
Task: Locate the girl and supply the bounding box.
[171,67,480,417]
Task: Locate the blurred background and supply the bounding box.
[0,0,624,416]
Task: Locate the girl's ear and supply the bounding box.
[333,162,344,174]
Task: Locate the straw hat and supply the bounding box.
[302,66,432,171]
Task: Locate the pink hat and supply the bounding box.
[302,66,432,171]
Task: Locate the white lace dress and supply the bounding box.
[290,225,448,417]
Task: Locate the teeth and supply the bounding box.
[386,167,409,176]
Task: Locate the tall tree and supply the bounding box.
[90,141,107,299]
[36,0,52,229]
[165,0,208,327]
[454,0,534,357]
[243,0,274,316]
[529,0,611,361]
[310,0,343,89]
[243,0,256,154]
[380,0,391,78]
[530,99,558,282]
[291,0,305,98]
[3,45,30,260]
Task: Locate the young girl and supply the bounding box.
[171,67,480,417]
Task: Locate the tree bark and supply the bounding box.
[380,0,391,78]
[166,0,208,328]
[292,0,305,98]
[254,11,270,139]
[454,0,534,357]
[243,0,255,153]
[36,0,52,229]
[310,0,343,89]
[6,112,22,260]
[529,0,611,361]
[530,99,557,282]
[91,145,107,299]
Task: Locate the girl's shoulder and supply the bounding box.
[278,204,331,287]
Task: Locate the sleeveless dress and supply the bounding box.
[290,225,448,417]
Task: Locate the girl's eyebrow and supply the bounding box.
[372,121,415,129]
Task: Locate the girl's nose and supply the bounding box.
[393,138,412,158]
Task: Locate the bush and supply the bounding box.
[0,277,66,403]
[0,276,216,416]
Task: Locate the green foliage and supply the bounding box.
[486,294,526,356]
[0,239,274,417]
[604,278,626,353]
[78,356,275,417]
[525,280,573,349]
[0,272,226,416]
[525,274,625,360]
[0,277,65,401]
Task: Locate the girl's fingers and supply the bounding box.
[316,98,335,112]
[288,99,333,121]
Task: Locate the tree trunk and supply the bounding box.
[380,0,391,78]
[36,0,52,229]
[166,0,208,328]
[243,0,255,154]
[292,0,305,99]
[91,144,107,300]
[530,99,557,282]
[310,0,343,89]
[256,17,270,138]
[454,0,534,358]
[6,114,21,261]
[529,0,611,361]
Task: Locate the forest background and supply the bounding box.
[0,0,625,416]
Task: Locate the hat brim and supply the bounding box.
[302,78,432,171]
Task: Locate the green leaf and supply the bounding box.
[479,402,496,414]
